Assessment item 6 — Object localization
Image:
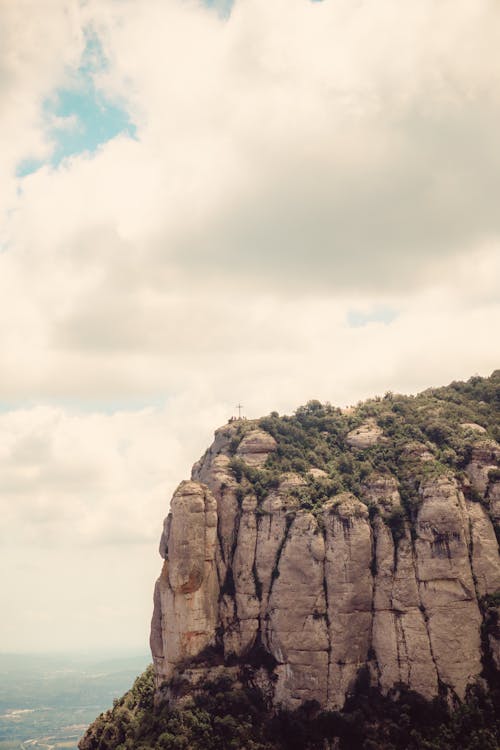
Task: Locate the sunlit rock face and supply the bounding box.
[151,378,500,710]
[151,481,219,684]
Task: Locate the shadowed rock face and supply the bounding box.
[151,412,500,710]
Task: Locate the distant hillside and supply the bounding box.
[0,652,149,750]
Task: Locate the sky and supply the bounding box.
[1,0,499,654]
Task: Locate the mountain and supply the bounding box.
[79,371,500,749]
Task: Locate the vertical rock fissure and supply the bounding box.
[220,502,243,630]
[420,602,440,685]
[321,524,332,705]
[230,503,243,570]
[412,530,441,686]
[467,515,481,603]
[252,511,263,644]
[396,613,411,684]
[408,491,441,689]
[368,517,381,690]
[151,386,500,711]
[268,512,294,599]
[392,521,399,574]
[466,510,494,676]
[216,486,228,565]
[213,487,227,598]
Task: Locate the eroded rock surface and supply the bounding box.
[460,422,487,433]
[466,440,500,496]
[346,419,384,449]
[267,512,328,709]
[414,477,482,698]
[236,428,278,466]
[323,495,373,708]
[151,481,219,685]
[151,413,500,710]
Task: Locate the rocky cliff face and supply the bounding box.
[150,375,500,712]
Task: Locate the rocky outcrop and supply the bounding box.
[236,428,277,467]
[151,481,219,684]
[362,475,439,699]
[466,440,500,496]
[460,422,487,433]
[414,477,482,698]
[151,405,500,711]
[267,511,329,708]
[346,419,384,449]
[323,495,373,708]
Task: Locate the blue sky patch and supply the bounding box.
[346,306,399,328]
[205,0,322,14]
[204,0,234,17]
[17,31,136,178]
[16,157,46,178]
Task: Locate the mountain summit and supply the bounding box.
[80,371,500,749]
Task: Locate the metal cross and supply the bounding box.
[236,403,243,419]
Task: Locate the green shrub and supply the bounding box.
[80,670,500,750]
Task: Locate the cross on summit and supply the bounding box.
[236,403,243,419]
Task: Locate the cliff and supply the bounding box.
[80,371,500,750]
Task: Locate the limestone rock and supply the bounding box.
[466,440,500,497]
[323,495,373,708]
[255,490,297,614]
[152,481,219,685]
[225,494,260,656]
[489,478,500,523]
[266,512,329,709]
[191,423,240,483]
[371,517,438,699]
[346,419,383,449]
[159,513,172,559]
[150,396,500,712]
[466,500,500,597]
[415,477,482,698]
[278,472,307,490]
[309,467,328,479]
[236,428,277,467]
[488,606,500,671]
[401,441,435,463]
[460,422,486,433]
[362,473,401,513]
[193,448,240,582]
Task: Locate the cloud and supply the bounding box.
[0,398,228,651]
[1,0,499,651]
[81,0,500,291]
[1,0,499,446]
[0,402,222,548]
[346,307,398,328]
[0,1,83,197]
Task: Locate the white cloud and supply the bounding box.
[0,1,83,203]
[80,0,500,290]
[0,397,228,651]
[0,0,499,651]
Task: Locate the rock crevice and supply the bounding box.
[151,410,500,709]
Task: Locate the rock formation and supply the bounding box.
[78,373,500,750]
[150,383,500,711]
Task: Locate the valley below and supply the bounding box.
[0,653,149,750]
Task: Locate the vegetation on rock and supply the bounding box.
[80,666,500,750]
[224,370,500,525]
[80,371,500,750]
